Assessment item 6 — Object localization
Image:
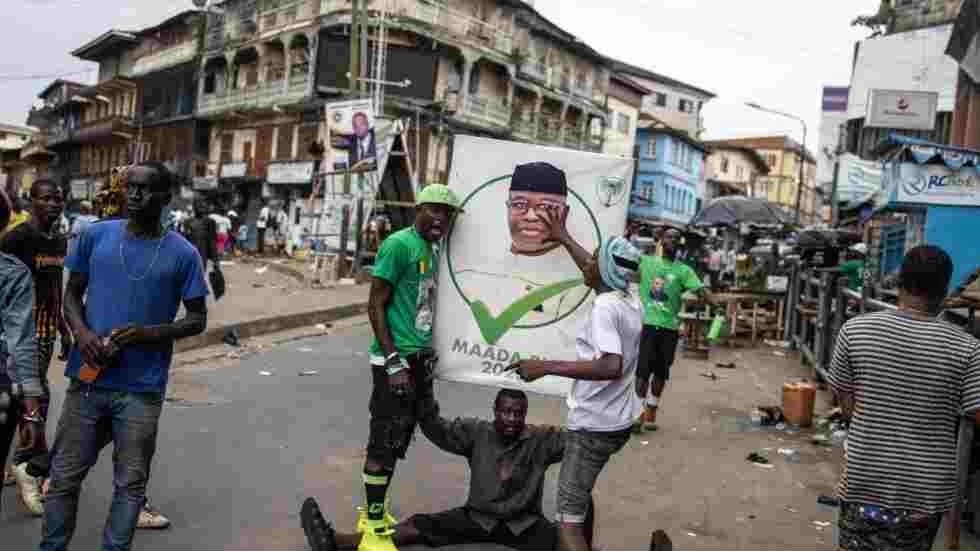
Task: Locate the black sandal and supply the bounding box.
[300,497,338,551]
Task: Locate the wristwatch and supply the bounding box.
[385,352,407,376]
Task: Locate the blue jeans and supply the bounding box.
[40,381,163,551]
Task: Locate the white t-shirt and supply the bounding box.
[257,206,270,230]
[566,291,644,432]
[210,214,232,235]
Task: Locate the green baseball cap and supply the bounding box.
[416,184,464,212]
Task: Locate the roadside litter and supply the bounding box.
[777,448,800,463]
[715,362,737,369]
[298,370,320,377]
[812,408,849,448]
[700,372,719,381]
[750,406,784,426]
[746,451,769,464]
[254,266,269,274]
[764,339,791,348]
[817,495,840,507]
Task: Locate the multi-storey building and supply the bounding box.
[628,120,706,227]
[63,11,208,206]
[608,59,715,139]
[719,136,819,225]
[603,73,648,158]
[888,0,961,33]
[24,80,87,202]
[0,124,40,199]
[702,141,769,200]
[947,0,980,150]
[316,0,611,185]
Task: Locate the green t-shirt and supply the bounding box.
[639,255,704,330]
[369,227,437,359]
[839,259,864,291]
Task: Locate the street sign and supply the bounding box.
[866,89,938,130]
[267,161,315,184]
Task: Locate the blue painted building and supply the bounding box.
[628,124,707,226]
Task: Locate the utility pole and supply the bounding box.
[829,123,846,227]
[338,0,365,278]
[793,122,807,225]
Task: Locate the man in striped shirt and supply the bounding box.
[827,245,980,551]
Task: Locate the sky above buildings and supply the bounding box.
[1,0,880,146]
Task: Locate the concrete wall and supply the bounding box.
[705,149,758,191]
[847,24,957,120]
[604,96,638,158]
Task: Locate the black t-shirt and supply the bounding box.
[181,217,216,264]
[0,221,67,337]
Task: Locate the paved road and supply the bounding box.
[3,323,976,550]
[1,326,539,550]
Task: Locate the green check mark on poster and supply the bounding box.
[469,278,584,345]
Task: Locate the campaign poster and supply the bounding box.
[326,99,378,173]
[434,136,632,396]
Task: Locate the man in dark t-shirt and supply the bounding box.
[0,178,67,516]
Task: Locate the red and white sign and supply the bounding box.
[866,89,938,131]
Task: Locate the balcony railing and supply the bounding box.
[45,126,73,147]
[130,40,199,77]
[458,95,511,128]
[401,1,513,56]
[512,114,537,141]
[518,60,549,83]
[537,119,561,143]
[261,0,315,32]
[563,126,583,149]
[74,116,137,144]
[573,81,592,99]
[198,73,310,116]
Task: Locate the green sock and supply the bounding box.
[363,469,391,522]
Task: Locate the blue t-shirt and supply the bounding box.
[65,220,209,394]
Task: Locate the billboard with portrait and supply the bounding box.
[326,99,378,172]
[434,136,632,396]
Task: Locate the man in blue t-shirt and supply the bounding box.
[41,162,209,551]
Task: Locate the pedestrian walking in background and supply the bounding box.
[236,223,249,255]
[828,245,980,551]
[68,201,98,258]
[0,187,43,514]
[226,210,240,254]
[707,245,723,291]
[635,228,713,432]
[209,210,231,257]
[508,217,644,551]
[256,200,270,255]
[0,179,69,516]
[274,206,289,255]
[42,162,209,550]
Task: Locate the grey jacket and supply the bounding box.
[0,252,41,397]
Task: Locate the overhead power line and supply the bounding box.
[0,68,94,82]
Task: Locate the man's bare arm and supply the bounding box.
[110,297,207,350]
[368,277,397,358]
[511,354,624,382]
[64,271,91,337]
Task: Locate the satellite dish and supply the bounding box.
[192,0,207,8]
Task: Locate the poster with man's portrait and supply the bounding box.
[326,99,377,172]
[435,136,632,396]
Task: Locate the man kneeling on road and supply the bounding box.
[301,387,595,551]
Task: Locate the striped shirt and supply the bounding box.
[827,310,980,513]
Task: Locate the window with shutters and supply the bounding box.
[220,134,234,164]
[297,124,317,160]
[255,127,273,176]
[276,124,293,159]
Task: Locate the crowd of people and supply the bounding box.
[1,161,979,551]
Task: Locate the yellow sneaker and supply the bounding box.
[357,519,397,551]
[356,503,397,532]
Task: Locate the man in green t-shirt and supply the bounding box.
[636,228,711,431]
[838,244,866,292]
[330,184,461,551]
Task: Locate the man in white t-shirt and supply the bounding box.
[256,200,270,255]
[508,212,643,551]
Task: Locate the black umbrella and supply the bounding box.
[690,196,788,227]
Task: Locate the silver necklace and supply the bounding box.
[119,232,167,281]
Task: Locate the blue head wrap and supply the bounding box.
[598,236,641,291]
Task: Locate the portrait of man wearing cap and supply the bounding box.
[507,162,570,257]
[452,162,591,336]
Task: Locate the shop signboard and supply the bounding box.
[891,162,980,206]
